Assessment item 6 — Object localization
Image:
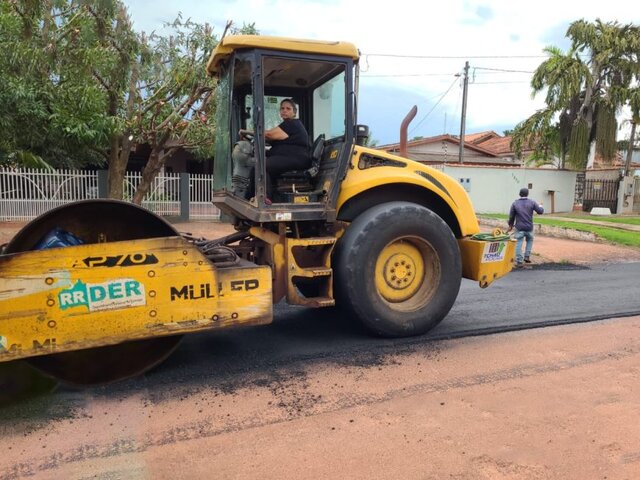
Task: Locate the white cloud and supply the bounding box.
[124,0,639,144]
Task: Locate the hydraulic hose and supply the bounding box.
[470,228,511,242]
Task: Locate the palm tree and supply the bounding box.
[512,19,640,169]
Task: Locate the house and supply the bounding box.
[378,131,576,214]
[378,131,531,166]
[591,150,640,176]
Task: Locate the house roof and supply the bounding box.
[379,134,499,157]
[473,136,514,155]
[592,151,640,169]
[464,131,500,144]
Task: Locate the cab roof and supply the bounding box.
[206,35,360,75]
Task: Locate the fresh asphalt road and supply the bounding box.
[108,261,640,393]
[432,261,640,336]
[4,262,640,402]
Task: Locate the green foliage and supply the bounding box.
[0,0,128,168]
[512,19,640,169]
[568,118,590,168]
[0,2,258,199]
[128,19,258,203]
[511,109,552,153]
[0,150,53,170]
[531,46,587,110]
[595,103,617,159]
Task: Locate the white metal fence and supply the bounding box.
[0,168,220,221]
[124,171,181,217]
[189,173,219,220]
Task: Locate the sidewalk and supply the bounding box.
[543,215,640,232]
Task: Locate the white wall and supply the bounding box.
[441,165,578,214]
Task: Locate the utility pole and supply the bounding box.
[458,61,469,163]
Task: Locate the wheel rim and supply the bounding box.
[374,236,440,311]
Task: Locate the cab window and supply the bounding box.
[312,71,346,141]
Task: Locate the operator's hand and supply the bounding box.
[506,226,513,233]
[239,129,253,139]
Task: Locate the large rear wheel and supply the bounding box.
[4,200,183,385]
[334,202,461,337]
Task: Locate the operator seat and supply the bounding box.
[276,134,325,195]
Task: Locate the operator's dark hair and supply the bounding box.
[519,187,529,197]
[281,98,297,115]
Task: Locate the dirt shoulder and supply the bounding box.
[525,234,640,265]
[4,315,640,479]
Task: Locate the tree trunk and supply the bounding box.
[107,58,138,199]
[131,148,172,205]
[107,134,132,199]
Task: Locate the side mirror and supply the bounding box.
[355,124,369,146]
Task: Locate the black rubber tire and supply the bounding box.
[334,202,461,337]
[4,200,183,385]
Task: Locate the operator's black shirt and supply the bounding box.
[267,119,310,161]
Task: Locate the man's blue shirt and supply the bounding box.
[508,198,544,232]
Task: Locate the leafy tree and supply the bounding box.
[127,19,256,203]
[0,0,114,169]
[511,19,640,169]
[366,137,379,147]
[524,124,564,168]
[364,131,379,147]
[1,1,257,202]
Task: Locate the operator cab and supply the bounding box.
[207,36,363,223]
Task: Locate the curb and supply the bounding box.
[478,217,598,243]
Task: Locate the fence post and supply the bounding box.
[180,173,190,221]
[97,170,109,199]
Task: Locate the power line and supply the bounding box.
[362,70,533,78]
[472,81,530,84]
[362,72,458,77]
[473,66,535,74]
[364,53,548,59]
[409,77,459,135]
[361,63,537,79]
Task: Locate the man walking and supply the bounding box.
[507,188,544,268]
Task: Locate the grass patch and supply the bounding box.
[478,214,640,248]
[551,214,640,226]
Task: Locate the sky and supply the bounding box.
[124,0,639,146]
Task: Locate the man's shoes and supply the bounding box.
[524,257,532,263]
[514,262,523,269]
